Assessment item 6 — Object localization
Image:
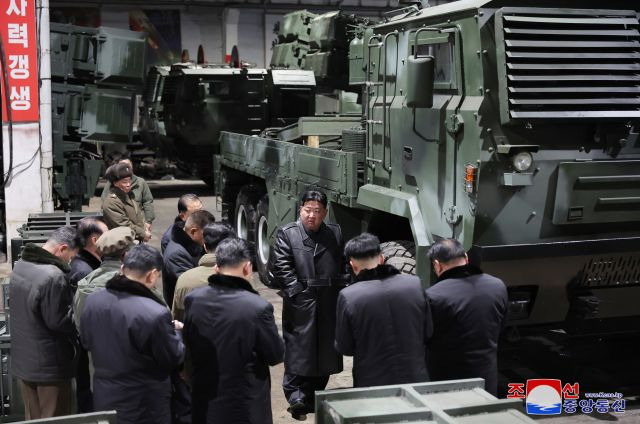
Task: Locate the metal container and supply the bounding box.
[315,378,533,423]
[11,411,117,423]
[10,212,101,266]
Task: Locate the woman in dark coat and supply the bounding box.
[80,245,184,424]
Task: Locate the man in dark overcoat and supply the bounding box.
[425,238,508,396]
[163,209,215,306]
[161,194,203,253]
[184,237,284,424]
[68,216,108,288]
[10,226,79,419]
[269,188,346,419]
[80,245,185,424]
[335,233,432,388]
[68,216,108,413]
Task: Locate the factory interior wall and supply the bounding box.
[2,124,44,260]
[100,5,280,68]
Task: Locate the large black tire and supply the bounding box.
[254,195,272,286]
[381,240,416,275]
[234,185,264,243]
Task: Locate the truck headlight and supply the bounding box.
[513,151,533,172]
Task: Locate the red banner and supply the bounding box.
[0,0,39,122]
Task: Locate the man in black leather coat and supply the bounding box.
[269,188,345,420]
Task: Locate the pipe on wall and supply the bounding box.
[38,0,54,213]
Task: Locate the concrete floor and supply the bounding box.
[77,179,638,423]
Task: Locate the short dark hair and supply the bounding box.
[178,193,201,213]
[76,217,106,249]
[185,209,215,230]
[301,187,327,208]
[344,233,381,260]
[48,225,79,249]
[122,245,163,275]
[204,222,236,252]
[215,237,252,268]
[428,238,466,263]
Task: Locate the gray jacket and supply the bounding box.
[73,258,121,333]
[10,244,78,382]
[74,258,167,333]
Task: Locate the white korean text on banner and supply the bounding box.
[1,0,39,122]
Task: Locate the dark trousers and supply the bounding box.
[283,372,329,407]
[171,371,191,424]
[20,379,72,419]
[76,346,94,412]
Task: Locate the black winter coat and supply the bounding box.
[68,249,101,289]
[10,244,78,382]
[184,274,284,424]
[163,222,204,306]
[161,217,183,253]
[425,264,508,396]
[269,220,345,376]
[335,264,432,387]
[80,275,185,424]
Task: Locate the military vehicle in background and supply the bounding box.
[137,9,372,182]
[271,9,372,115]
[50,23,146,211]
[217,0,640,334]
[138,61,317,182]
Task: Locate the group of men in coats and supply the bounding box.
[269,188,508,420]
[9,185,508,424]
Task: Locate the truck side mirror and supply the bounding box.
[406,55,434,108]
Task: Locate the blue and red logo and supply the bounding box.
[525,379,562,415]
[507,380,625,415]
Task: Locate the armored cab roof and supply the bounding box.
[377,0,637,28]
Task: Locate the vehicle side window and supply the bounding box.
[412,31,459,92]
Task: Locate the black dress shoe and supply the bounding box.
[287,399,307,421]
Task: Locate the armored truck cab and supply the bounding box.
[217,0,640,332]
[147,64,315,181]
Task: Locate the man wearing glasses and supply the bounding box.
[270,187,346,420]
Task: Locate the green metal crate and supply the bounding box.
[315,378,534,424]
[10,212,102,266]
[10,411,117,423]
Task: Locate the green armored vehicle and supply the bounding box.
[50,23,146,210]
[139,63,316,181]
[271,10,371,114]
[217,0,640,332]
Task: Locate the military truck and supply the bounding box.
[50,23,146,210]
[139,63,317,181]
[271,10,371,114]
[216,0,640,333]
